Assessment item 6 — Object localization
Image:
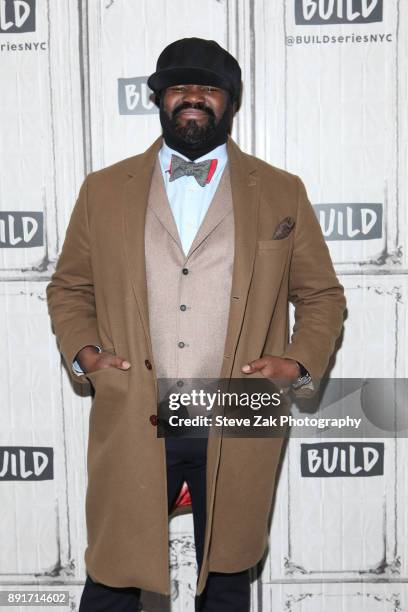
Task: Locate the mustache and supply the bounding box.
[172,101,216,119]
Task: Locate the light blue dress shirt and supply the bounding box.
[158,141,228,255]
[73,140,228,375]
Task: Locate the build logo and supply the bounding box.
[0,212,43,248]
[315,203,382,241]
[295,0,383,24]
[118,77,158,115]
[0,0,35,33]
[0,447,53,481]
[301,442,384,477]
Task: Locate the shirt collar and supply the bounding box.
[159,140,228,173]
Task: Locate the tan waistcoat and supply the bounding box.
[144,160,234,381]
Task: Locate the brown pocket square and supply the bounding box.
[272,216,295,240]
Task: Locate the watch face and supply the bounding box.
[292,374,313,391]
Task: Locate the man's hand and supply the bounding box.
[242,356,300,382]
[75,345,131,374]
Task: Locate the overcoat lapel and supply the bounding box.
[219,137,260,377]
[149,160,184,251]
[186,165,232,258]
[122,137,163,344]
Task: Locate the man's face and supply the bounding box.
[162,84,229,145]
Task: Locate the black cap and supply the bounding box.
[147,37,242,103]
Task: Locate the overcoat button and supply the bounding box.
[149,415,158,426]
[182,268,189,275]
[145,359,152,370]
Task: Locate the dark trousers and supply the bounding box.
[79,437,250,611]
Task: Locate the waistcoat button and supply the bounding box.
[180,304,187,311]
[178,341,185,348]
[182,268,189,275]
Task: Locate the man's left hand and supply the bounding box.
[241,356,300,382]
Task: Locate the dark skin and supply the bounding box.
[76,83,300,383]
[162,83,229,126]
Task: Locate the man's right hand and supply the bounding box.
[75,345,131,374]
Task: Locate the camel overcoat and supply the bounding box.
[46,136,346,596]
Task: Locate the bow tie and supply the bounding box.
[168,154,218,187]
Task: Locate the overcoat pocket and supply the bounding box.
[86,367,129,406]
[86,368,130,444]
[258,236,292,250]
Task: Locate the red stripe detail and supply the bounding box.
[206,159,218,183]
[172,481,192,510]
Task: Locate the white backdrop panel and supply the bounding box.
[86,0,227,170]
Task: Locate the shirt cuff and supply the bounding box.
[72,345,102,376]
[291,361,314,393]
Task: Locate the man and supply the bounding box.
[46,38,346,611]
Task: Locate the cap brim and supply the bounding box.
[147,66,233,94]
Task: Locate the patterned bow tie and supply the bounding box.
[168,154,218,187]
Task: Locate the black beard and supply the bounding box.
[169,102,217,145]
[159,96,233,161]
